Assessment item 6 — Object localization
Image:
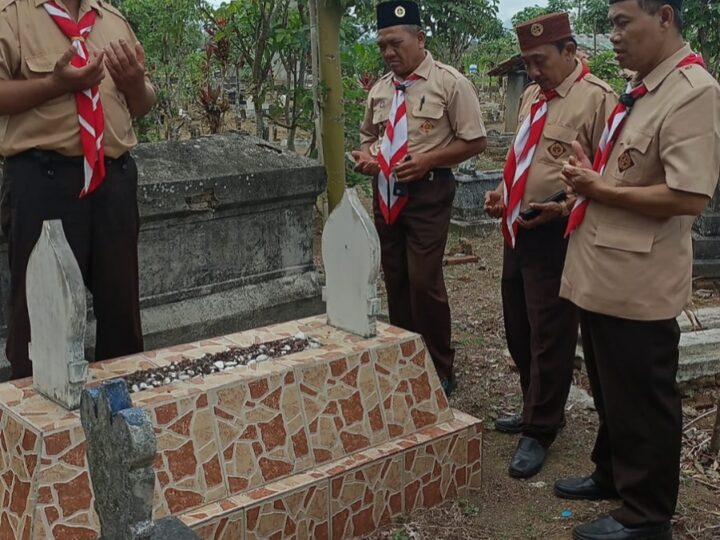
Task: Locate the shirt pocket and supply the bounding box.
[612,130,654,185]
[540,124,577,162]
[24,53,63,78]
[594,222,654,253]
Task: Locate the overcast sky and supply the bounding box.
[499,0,548,24]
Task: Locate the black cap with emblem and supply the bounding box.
[377,1,422,30]
[609,0,682,8]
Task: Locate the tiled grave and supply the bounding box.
[0,316,482,539]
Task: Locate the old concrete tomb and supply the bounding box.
[0,141,483,539]
[0,133,327,381]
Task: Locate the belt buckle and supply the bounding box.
[428,170,435,182]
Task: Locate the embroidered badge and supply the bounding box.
[420,120,434,135]
[531,23,544,37]
[548,142,565,159]
[395,6,406,17]
[618,151,634,172]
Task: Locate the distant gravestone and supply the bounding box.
[26,220,88,409]
[322,188,381,337]
[81,379,200,540]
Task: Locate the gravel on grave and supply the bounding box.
[123,332,321,393]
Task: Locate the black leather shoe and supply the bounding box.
[509,436,546,479]
[495,414,522,433]
[555,476,620,500]
[573,516,672,540]
[496,415,567,434]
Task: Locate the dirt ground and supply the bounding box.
[316,189,720,540]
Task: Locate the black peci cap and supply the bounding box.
[377,1,422,30]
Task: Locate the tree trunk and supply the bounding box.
[254,97,265,139]
[317,0,345,212]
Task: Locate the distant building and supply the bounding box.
[487,34,613,133]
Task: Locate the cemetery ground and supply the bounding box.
[314,190,720,540]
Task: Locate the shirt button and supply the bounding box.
[47,169,55,177]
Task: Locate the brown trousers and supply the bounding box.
[581,310,682,527]
[373,172,455,380]
[2,150,144,380]
[501,218,578,447]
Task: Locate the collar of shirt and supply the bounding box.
[407,50,434,81]
[33,0,104,17]
[639,42,692,92]
[553,60,583,98]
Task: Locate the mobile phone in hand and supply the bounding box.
[519,190,567,221]
[393,155,412,197]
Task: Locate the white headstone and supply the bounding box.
[27,220,88,409]
[322,189,381,337]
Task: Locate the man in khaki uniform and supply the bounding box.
[556,0,720,538]
[484,13,615,479]
[0,0,155,379]
[352,0,486,396]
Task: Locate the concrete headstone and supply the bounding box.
[27,220,88,409]
[80,379,200,540]
[322,188,381,337]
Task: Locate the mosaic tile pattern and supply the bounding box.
[0,410,39,540]
[245,482,329,540]
[191,511,244,540]
[403,431,468,514]
[330,455,403,539]
[0,315,481,540]
[210,371,313,496]
[33,425,100,540]
[298,352,387,464]
[151,392,227,517]
[374,337,452,439]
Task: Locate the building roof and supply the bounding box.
[486,54,524,77]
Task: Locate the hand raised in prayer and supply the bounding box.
[104,40,146,98]
[52,48,105,93]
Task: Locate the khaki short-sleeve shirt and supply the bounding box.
[360,51,486,162]
[0,0,151,158]
[515,62,616,208]
[561,44,720,320]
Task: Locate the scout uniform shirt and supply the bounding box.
[360,51,486,161]
[561,44,720,321]
[517,61,615,209]
[0,0,149,158]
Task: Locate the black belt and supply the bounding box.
[424,168,452,181]
[7,149,130,167]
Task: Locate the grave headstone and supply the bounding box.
[322,188,381,337]
[80,379,200,540]
[27,220,88,409]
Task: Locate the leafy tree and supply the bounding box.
[511,0,573,26]
[270,0,315,152]
[684,0,720,78]
[216,0,292,139]
[420,1,503,67]
[117,0,205,141]
[587,50,626,94]
[575,0,611,36]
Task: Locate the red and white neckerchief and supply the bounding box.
[376,74,421,225]
[564,52,706,237]
[502,65,590,247]
[44,1,106,197]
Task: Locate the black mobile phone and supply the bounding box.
[519,190,568,221]
[393,155,412,197]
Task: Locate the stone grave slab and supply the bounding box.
[0,316,483,539]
